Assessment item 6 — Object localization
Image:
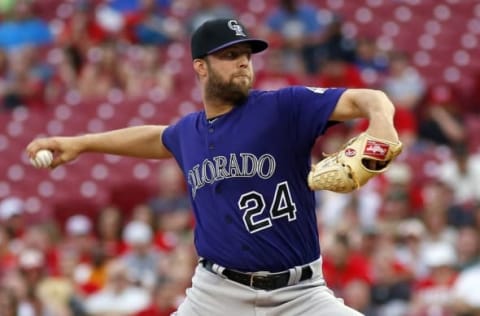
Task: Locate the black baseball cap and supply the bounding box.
[191,18,268,60]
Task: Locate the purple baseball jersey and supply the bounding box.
[162,86,346,272]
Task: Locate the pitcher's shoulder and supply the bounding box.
[248,87,299,101]
[172,110,205,126]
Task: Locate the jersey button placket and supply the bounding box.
[207,123,215,150]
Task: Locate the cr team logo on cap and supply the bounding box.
[227,20,247,37]
[190,18,268,59]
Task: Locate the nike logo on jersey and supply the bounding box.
[188,153,276,198]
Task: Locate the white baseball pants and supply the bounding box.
[173,258,364,316]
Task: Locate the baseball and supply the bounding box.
[30,149,53,168]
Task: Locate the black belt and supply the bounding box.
[201,259,313,291]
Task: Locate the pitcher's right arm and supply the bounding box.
[26,125,172,168]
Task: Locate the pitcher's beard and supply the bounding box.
[205,66,252,106]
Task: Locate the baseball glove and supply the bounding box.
[308,132,403,193]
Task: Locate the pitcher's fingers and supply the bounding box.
[50,157,61,169]
[52,150,78,168]
[26,138,57,158]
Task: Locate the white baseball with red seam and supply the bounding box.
[30,149,53,168]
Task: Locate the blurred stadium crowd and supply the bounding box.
[1,0,480,315]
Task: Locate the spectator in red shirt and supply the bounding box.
[57,0,108,56]
[254,47,301,91]
[322,233,372,297]
[22,225,60,277]
[316,54,366,89]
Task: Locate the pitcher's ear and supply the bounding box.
[193,59,207,77]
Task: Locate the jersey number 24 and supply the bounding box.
[237,181,297,234]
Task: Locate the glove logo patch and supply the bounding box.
[364,140,389,159]
[344,148,356,157]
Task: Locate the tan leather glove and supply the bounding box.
[308,133,403,193]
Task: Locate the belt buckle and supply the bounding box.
[249,271,270,288]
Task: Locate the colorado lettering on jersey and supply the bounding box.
[188,153,276,198]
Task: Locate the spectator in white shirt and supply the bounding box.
[84,259,150,316]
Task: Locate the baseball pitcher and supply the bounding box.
[27,19,402,315]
